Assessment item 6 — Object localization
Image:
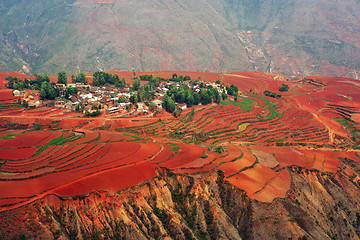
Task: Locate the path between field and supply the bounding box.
[310,112,334,143]
[0,142,164,212]
[221,73,251,79]
[293,97,334,144]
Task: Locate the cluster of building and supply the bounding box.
[13,89,41,107]
[13,78,226,117]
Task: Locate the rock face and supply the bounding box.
[0,0,360,78]
[1,167,359,240]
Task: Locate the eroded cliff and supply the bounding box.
[1,166,360,240]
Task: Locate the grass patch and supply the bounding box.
[231,96,256,112]
[166,143,179,153]
[35,133,82,156]
[0,104,23,108]
[0,134,18,140]
[335,117,360,145]
[124,133,143,141]
[221,102,229,106]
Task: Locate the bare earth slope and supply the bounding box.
[1,0,360,78]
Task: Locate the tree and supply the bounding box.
[279,83,290,92]
[149,102,155,111]
[115,78,126,89]
[264,90,281,98]
[40,81,57,100]
[186,92,194,107]
[33,122,41,130]
[167,98,176,113]
[200,89,211,105]
[76,72,87,84]
[22,99,28,108]
[221,92,227,100]
[226,84,238,96]
[174,109,181,117]
[40,88,47,99]
[189,107,195,121]
[133,78,141,91]
[193,92,200,105]
[57,71,67,85]
[129,94,138,104]
[163,95,176,113]
[214,91,221,104]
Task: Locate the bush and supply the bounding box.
[263,90,281,98]
[33,122,42,130]
[279,83,289,92]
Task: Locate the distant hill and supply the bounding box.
[1,0,360,78]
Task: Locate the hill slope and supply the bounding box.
[0,0,360,78]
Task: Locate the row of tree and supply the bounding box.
[162,85,222,114]
[57,71,88,85]
[93,71,125,87]
[5,74,60,100]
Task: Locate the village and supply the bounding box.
[12,73,228,118]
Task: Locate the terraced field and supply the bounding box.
[117,94,330,145]
[1,70,360,211]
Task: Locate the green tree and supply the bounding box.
[226,84,238,95]
[186,92,194,107]
[133,78,141,91]
[129,94,138,104]
[13,82,19,90]
[200,89,211,105]
[115,78,126,88]
[22,100,28,108]
[193,92,200,105]
[167,98,176,113]
[149,101,155,111]
[163,95,176,113]
[174,109,181,117]
[40,81,57,100]
[76,72,87,84]
[40,88,47,99]
[279,83,289,92]
[57,71,67,85]
[33,122,41,130]
[189,107,195,121]
[214,91,221,104]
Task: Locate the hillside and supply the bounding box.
[0,70,360,239]
[0,0,359,78]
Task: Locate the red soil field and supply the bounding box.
[159,143,203,169]
[227,164,279,197]
[152,144,174,164]
[1,70,360,207]
[251,169,291,202]
[53,162,157,197]
[0,147,39,160]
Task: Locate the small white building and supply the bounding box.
[179,104,187,110]
[153,100,163,109]
[13,90,21,97]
